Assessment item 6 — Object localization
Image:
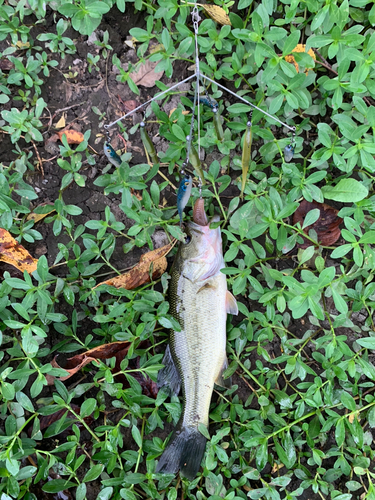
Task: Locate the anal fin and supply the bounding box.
[157,345,181,396]
[226,291,238,315]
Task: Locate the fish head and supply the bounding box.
[179,216,223,282]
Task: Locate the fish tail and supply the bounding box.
[156,421,207,481]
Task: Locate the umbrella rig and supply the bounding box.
[103,45,297,227]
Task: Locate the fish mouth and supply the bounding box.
[189,215,220,231]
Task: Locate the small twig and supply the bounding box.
[48,102,86,127]
[31,139,44,175]
[313,48,374,107]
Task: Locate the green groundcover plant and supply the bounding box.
[1,0,375,499]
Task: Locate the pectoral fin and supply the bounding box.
[157,345,181,396]
[215,356,231,388]
[226,291,238,315]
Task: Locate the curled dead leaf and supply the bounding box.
[57,129,84,144]
[46,340,159,398]
[285,44,316,73]
[46,341,132,385]
[0,228,38,273]
[94,241,175,290]
[117,96,140,113]
[293,199,342,248]
[131,60,164,88]
[196,4,231,25]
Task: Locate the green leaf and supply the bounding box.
[340,392,356,411]
[42,480,77,493]
[80,398,97,418]
[356,337,375,349]
[359,231,375,244]
[302,208,320,229]
[227,103,253,114]
[282,30,300,56]
[82,464,104,483]
[322,179,368,202]
[131,425,142,447]
[335,418,345,446]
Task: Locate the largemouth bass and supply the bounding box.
[156,205,238,480]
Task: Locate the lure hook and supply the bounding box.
[284,126,296,163]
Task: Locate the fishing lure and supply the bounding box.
[240,120,252,199]
[140,122,159,164]
[186,137,206,185]
[103,141,122,168]
[177,175,192,226]
[188,94,218,109]
[212,106,224,142]
[284,144,295,163]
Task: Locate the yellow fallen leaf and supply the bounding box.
[272,462,285,473]
[285,44,316,73]
[0,228,38,273]
[94,241,175,290]
[196,4,231,25]
[15,41,30,49]
[149,43,164,54]
[55,114,66,129]
[26,205,56,223]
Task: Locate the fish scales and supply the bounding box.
[156,218,238,480]
[173,271,227,427]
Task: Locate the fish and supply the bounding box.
[188,95,218,109]
[103,141,122,167]
[177,175,192,226]
[140,122,159,164]
[212,107,224,142]
[156,201,238,480]
[240,120,252,199]
[284,144,295,163]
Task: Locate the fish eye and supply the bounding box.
[184,235,191,244]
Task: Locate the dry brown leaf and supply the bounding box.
[55,114,66,129]
[0,228,38,273]
[196,4,232,25]
[285,44,316,73]
[117,96,140,113]
[57,129,84,144]
[26,205,55,223]
[94,241,175,290]
[0,59,14,71]
[293,199,342,248]
[131,60,164,88]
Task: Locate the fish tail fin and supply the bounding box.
[156,421,207,481]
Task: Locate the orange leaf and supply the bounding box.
[285,44,316,73]
[57,129,84,144]
[94,241,175,290]
[0,228,38,273]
